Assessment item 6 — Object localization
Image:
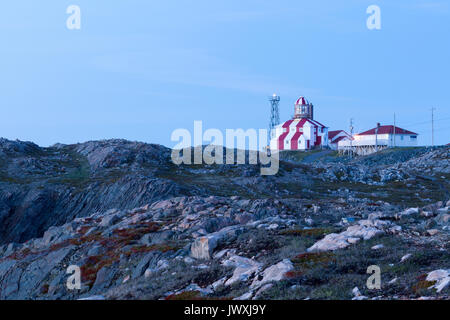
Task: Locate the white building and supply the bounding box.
[338,124,419,154]
[328,130,353,150]
[270,97,329,151]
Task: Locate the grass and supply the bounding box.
[411,279,436,296]
[280,227,339,239]
[257,233,449,299]
[279,150,323,163]
[123,243,183,256]
[70,222,181,287]
[308,176,448,207]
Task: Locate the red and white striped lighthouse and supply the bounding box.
[270,97,329,151]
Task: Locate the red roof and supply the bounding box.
[309,119,326,128]
[358,125,418,136]
[328,130,344,140]
[328,130,352,140]
[333,136,351,144]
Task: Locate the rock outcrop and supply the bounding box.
[0,139,448,300]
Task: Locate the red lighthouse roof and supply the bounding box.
[358,125,418,136]
[295,97,309,105]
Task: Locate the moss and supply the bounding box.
[49,241,72,252]
[411,280,436,295]
[111,222,161,245]
[124,243,182,256]
[291,252,335,273]
[6,247,33,260]
[40,284,49,294]
[0,171,30,184]
[280,227,338,239]
[165,290,234,301]
[80,254,118,286]
[69,231,104,246]
[279,150,323,163]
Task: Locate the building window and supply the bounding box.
[410,136,417,140]
[401,136,404,141]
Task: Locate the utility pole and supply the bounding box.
[431,108,434,147]
[393,113,396,148]
[349,118,354,158]
[375,122,380,152]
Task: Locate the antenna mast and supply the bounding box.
[269,94,280,146]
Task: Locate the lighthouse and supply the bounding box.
[270,97,329,151]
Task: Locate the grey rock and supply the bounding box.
[307,220,387,252]
[132,252,158,279]
[99,214,120,227]
[426,269,450,293]
[3,243,22,257]
[92,266,117,292]
[251,259,293,288]
[190,225,243,260]
[78,295,106,300]
[223,255,262,286]
[87,245,105,257]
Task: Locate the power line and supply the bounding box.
[397,115,450,128]
[434,125,450,132]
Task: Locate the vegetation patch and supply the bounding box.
[411,279,436,295]
[165,291,202,300]
[5,247,33,260]
[80,254,118,286]
[124,243,182,256]
[280,227,337,239]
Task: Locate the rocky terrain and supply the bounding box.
[0,138,448,300]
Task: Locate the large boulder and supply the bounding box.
[190,225,243,260]
[426,269,450,293]
[307,220,387,252]
[223,255,262,286]
[251,259,293,288]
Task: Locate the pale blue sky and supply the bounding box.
[0,0,449,147]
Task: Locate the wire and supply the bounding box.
[434,125,450,132]
[397,116,450,128]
